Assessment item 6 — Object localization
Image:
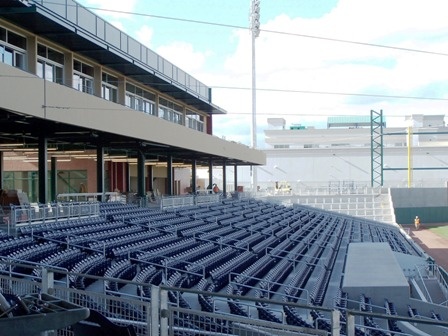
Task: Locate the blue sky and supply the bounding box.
[77,0,448,147]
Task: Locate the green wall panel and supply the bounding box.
[394,206,448,225]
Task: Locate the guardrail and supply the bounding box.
[160,194,221,209]
[1,262,448,336]
[57,192,122,203]
[3,202,100,236]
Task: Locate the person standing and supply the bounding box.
[414,216,420,230]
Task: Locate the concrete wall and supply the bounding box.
[390,188,448,224]
[0,62,265,166]
[342,243,410,308]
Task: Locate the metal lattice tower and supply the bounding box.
[370,109,384,187]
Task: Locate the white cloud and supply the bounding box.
[135,25,154,49]
[156,42,211,75]
[207,0,448,144]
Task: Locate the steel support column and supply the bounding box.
[234,164,238,191]
[222,161,227,195]
[96,144,104,199]
[167,156,173,196]
[0,151,3,190]
[38,136,48,203]
[192,160,197,194]
[208,158,213,190]
[50,157,56,202]
[137,150,146,198]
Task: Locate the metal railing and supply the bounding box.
[160,194,222,209]
[3,202,100,236]
[1,264,448,336]
[57,192,122,203]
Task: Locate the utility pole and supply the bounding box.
[250,0,260,192]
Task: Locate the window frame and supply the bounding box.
[101,72,118,102]
[0,26,26,69]
[73,59,94,94]
[125,82,156,115]
[36,43,64,84]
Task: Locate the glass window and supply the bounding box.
[0,46,13,66]
[0,27,6,42]
[101,72,118,102]
[47,47,64,64]
[125,83,156,115]
[102,72,118,86]
[56,170,88,194]
[0,27,26,69]
[37,44,64,84]
[159,98,183,125]
[102,85,117,102]
[2,170,88,203]
[186,110,204,132]
[73,60,94,94]
[8,31,26,50]
[37,59,63,83]
[37,44,46,57]
[74,60,94,77]
[15,52,25,69]
[44,62,54,82]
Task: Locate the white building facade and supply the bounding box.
[256,115,448,193]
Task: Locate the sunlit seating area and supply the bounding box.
[1,198,447,335]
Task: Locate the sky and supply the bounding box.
[76,0,448,148]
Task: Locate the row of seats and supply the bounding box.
[0,236,34,256]
[178,222,220,237]
[161,242,217,275]
[186,247,236,277]
[209,251,256,290]
[104,259,134,291]
[125,212,179,226]
[41,221,123,241]
[68,224,143,248]
[2,242,60,273]
[32,248,86,279]
[135,238,197,264]
[111,231,168,258]
[0,198,430,335]
[88,229,155,256]
[20,216,105,235]
[69,253,108,288]
[233,255,276,295]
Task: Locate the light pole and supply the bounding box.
[250,0,260,192]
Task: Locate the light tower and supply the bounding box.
[250,0,260,192]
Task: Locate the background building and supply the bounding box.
[256,114,448,193]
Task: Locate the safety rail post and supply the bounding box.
[331,309,340,336]
[151,285,160,336]
[346,312,355,336]
[41,267,54,294]
[160,287,168,336]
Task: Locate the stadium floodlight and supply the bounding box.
[251,0,261,37]
[250,0,260,192]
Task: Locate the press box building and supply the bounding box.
[0,0,265,203]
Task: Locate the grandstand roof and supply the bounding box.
[0,0,265,167]
[0,0,222,115]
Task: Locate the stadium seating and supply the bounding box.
[0,198,438,335]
